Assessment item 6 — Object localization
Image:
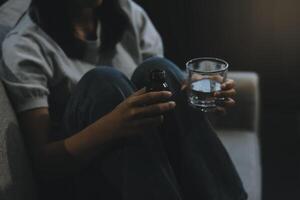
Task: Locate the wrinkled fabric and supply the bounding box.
[43,57,248,200]
[0,0,163,116]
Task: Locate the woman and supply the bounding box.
[0,0,247,199]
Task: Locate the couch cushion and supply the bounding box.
[217,130,261,200]
[0,1,36,199]
[0,81,36,200]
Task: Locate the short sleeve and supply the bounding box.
[130,2,164,60]
[0,34,53,113]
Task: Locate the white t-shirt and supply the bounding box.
[0,0,163,120]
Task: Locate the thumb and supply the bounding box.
[181,80,188,91]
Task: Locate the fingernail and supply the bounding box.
[169,101,176,107]
[165,91,172,97]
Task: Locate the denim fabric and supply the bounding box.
[47,57,247,200]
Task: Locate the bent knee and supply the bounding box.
[141,57,178,71]
[142,57,183,77]
[78,67,134,98]
[83,67,125,84]
[133,57,184,84]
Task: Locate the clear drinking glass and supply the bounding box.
[186,57,229,112]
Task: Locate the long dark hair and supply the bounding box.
[30,0,130,59]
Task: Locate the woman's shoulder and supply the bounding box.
[122,0,148,19]
[1,13,56,72]
[2,12,60,60]
[121,0,156,36]
[4,13,39,43]
[2,24,40,68]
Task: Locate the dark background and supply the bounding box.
[135,0,300,199]
[0,0,299,199]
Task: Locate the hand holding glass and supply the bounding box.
[186,57,229,112]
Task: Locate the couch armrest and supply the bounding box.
[209,71,260,132]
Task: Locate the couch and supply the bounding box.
[0,0,261,200]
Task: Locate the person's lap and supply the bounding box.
[53,57,246,200]
[58,57,185,200]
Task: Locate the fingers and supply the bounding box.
[131,88,146,96]
[214,98,236,115]
[224,98,236,107]
[181,80,188,91]
[181,83,188,91]
[134,101,176,118]
[215,107,226,115]
[216,98,236,107]
[129,91,173,106]
[182,78,234,92]
[211,75,224,82]
[214,88,236,98]
[191,74,203,81]
[221,79,235,90]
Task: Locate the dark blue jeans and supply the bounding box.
[52,58,246,200]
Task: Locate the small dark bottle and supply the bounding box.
[147,70,182,182]
[147,69,169,92]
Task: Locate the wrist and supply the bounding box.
[63,113,119,160]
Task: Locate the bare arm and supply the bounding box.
[19,107,116,178]
[19,89,175,179]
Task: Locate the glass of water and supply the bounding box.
[186,57,229,112]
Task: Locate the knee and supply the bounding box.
[132,57,184,87]
[137,57,184,80]
[139,57,180,73]
[82,67,126,85]
[77,67,134,97]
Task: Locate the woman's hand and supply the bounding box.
[18,89,175,171]
[105,88,176,139]
[214,79,236,114]
[181,78,236,114]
